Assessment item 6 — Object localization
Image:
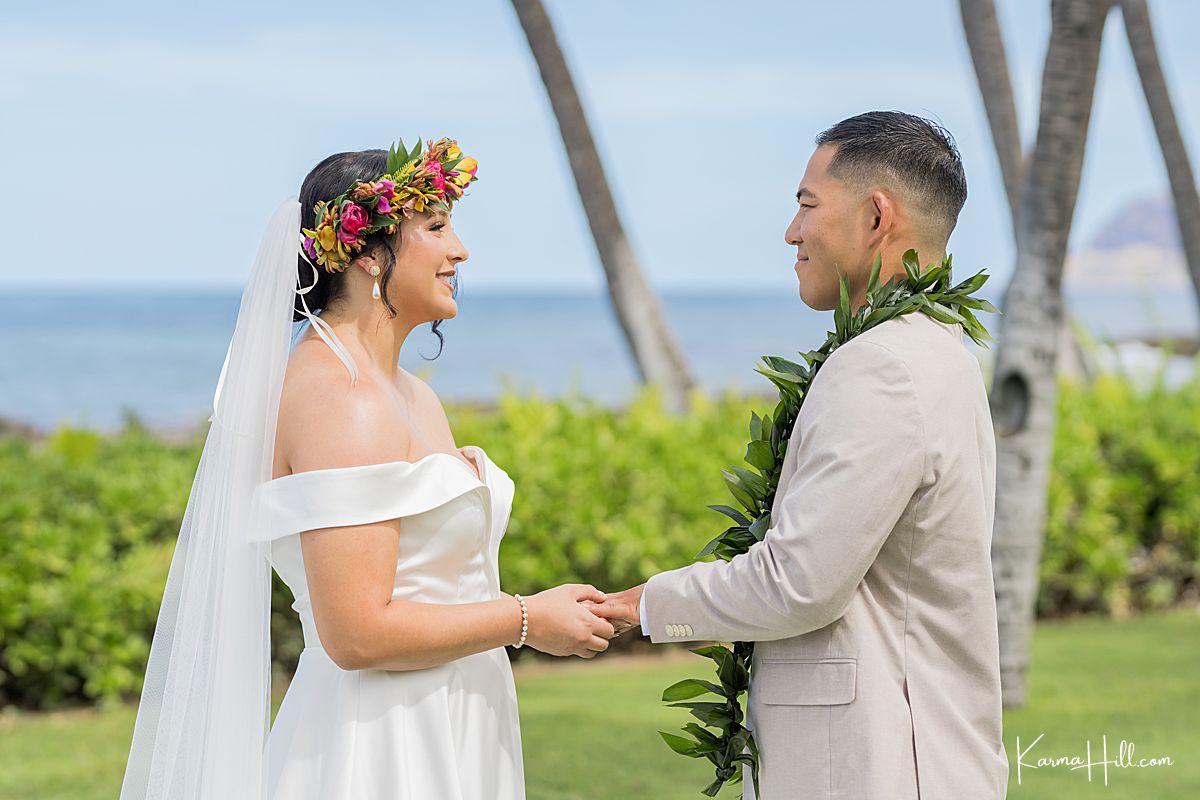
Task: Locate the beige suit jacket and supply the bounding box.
[643,312,1008,799]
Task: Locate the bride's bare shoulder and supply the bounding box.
[275,342,412,475]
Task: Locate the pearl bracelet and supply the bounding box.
[513,594,529,648]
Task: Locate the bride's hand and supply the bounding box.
[520,584,615,658]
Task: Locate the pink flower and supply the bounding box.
[340,203,370,235]
[376,195,392,214]
[424,160,446,194]
[302,236,318,260]
[337,227,360,245]
[377,179,397,200]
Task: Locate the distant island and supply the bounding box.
[1065,194,1191,290]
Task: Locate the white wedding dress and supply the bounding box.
[249,444,526,799]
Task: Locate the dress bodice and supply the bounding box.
[249,445,515,650]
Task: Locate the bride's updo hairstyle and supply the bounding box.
[295,149,446,356]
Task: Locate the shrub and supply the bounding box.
[3,369,1198,709]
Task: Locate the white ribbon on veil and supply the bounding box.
[121,198,325,799]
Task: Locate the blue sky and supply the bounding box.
[4,0,1198,292]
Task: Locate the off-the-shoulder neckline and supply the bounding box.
[265,445,487,487]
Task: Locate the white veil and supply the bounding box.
[120,197,356,799]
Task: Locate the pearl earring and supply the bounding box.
[370,265,381,300]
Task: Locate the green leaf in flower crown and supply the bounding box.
[390,138,418,173]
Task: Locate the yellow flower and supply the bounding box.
[446,143,462,160]
[454,157,478,181]
[317,225,337,251]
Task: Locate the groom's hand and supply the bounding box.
[587,584,644,637]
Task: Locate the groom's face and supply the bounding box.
[785,144,873,311]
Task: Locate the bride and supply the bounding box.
[119,137,616,800]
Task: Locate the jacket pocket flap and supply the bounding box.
[755,657,857,706]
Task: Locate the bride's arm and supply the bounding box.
[300,534,614,671]
[301,523,611,670]
[277,356,613,672]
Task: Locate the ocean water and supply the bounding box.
[3,285,1196,434]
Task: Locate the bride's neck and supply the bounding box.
[315,305,421,383]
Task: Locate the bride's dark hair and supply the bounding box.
[296,149,446,357]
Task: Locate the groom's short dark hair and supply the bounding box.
[815,111,967,242]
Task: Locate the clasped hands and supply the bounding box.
[583,584,644,638]
[516,583,645,659]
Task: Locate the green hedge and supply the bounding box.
[0,421,194,709]
[2,372,1198,709]
[1041,371,1200,617]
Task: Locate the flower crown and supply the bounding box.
[301,137,478,273]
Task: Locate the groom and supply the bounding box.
[592,111,1009,799]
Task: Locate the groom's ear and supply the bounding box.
[868,189,898,240]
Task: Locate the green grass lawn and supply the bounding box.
[2,611,1196,799]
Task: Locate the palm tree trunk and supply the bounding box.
[959,0,1025,231]
[509,0,695,414]
[988,0,1115,708]
[960,0,1094,382]
[1120,0,1200,310]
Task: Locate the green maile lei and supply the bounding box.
[658,249,999,797]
